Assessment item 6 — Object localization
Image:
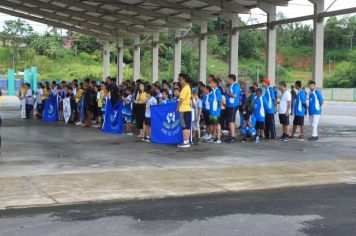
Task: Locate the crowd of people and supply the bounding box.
[17,73,324,148]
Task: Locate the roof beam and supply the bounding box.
[197,0,250,14]
[78,0,190,25]
[0,7,116,40]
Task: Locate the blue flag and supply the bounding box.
[151,102,183,144]
[101,98,123,134]
[43,94,58,122]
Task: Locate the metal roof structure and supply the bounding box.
[0,0,290,40]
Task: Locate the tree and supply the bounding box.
[2,19,33,70]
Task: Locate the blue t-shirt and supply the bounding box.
[309,90,323,115]
[145,97,157,118]
[122,95,133,115]
[172,97,179,103]
[160,99,171,105]
[253,96,268,122]
[226,83,240,108]
[239,89,246,106]
[263,86,276,114]
[209,88,222,117]
[202,94,210,112]
[294,90,307,117]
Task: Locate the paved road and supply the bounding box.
[1,184,356,236]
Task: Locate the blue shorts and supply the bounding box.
[123,114,132,123]
[241,128,256,137]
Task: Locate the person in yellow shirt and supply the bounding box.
[134,83,147,138]
[177,73,192,148]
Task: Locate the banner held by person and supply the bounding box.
[101,98,123,134]
[151,102,183,144]
[43,94,58,122]
[63,97,71,124]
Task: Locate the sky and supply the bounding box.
[0,0,355,35]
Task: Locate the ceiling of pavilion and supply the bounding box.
[0,0,290,40]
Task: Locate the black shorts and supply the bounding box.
[256,121,265,130]
[279,114,290,125]
[226,107,238,123]
[203,110,210,126]
[144,117,151,125]
[179,112,191,130]
[293,115,304,126]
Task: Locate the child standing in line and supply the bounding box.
[35,83,44,119]
[201,85,212,141]
[192,89,202,143]
[161,89,171,104]
[143,90,157,142]
[172,88,180,102]
[101,85,108,126]
[24,83,34,119]
[253,88,268,142]
[122,87,134,135]
[208,78,222,144]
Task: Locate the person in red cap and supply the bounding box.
[262,77,276,140]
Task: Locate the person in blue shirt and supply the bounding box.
[308,80,323,141]
[208,78,222,144]
[240,112,257,142]
[122,87,134,135]
[201,85,212,141]
[224,74,240,143]
[160,89,171,105]
[290,81,307,141]
[238,81,247,117]
[254,88,268,140]
[172,88,180,103]
[262,78,277,140]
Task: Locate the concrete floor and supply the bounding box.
[0,97,356,209]
[1,184,356,236]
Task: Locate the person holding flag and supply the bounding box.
[177,73,192,148]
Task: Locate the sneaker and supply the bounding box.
[178,142,191,148]
[277,135,285,141]
[214,138,222,144]
[226,137,236,144]
[75,121,83,126]
[308,136,318,141]
[142,137,151,142]
[206,137,215,143]
[201,134,208,140]
[282,136,289,142]
[126,132,134,136]
[296,136,305,141]
[255,136,260,143]
[289,135,296,139]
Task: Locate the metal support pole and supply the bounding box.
[152,32,159,83]
[116,38,123,85]
[199,21,208,83]
[229,14,239,76]
[103,41,110,81]
[133,36,141,81]
[310,0,325,89]
[173,29,181,82]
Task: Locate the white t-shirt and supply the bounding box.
[36,88,43,104]
[25,89,34,105]
[278,90,291,114]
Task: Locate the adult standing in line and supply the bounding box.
[263,78,276,140]
[277,81,291,141]
[308,81,323,141]
[291,85,297,116]
[224,74,240,143]
[177,73,192,148]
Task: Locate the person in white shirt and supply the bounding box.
[277,81,291,141]
[24,83,34,119]
[35,83,44,119]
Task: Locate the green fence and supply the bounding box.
[322,88,356,102]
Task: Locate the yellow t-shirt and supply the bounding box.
[138,92,147,104]
[98,90,105,108]
[179,85,191,112]
[75,89,84,103]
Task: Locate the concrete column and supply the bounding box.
[116,38,123,85]
[173,29,181,82]
[259,3,277,86]
[103,41,110,81]
[310,0,325,89]
[152,32,159,83]
[199,21,208,83]
[133,36,141,81]
[229,14,239,76]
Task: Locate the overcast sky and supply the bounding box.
[0,0,355,34]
